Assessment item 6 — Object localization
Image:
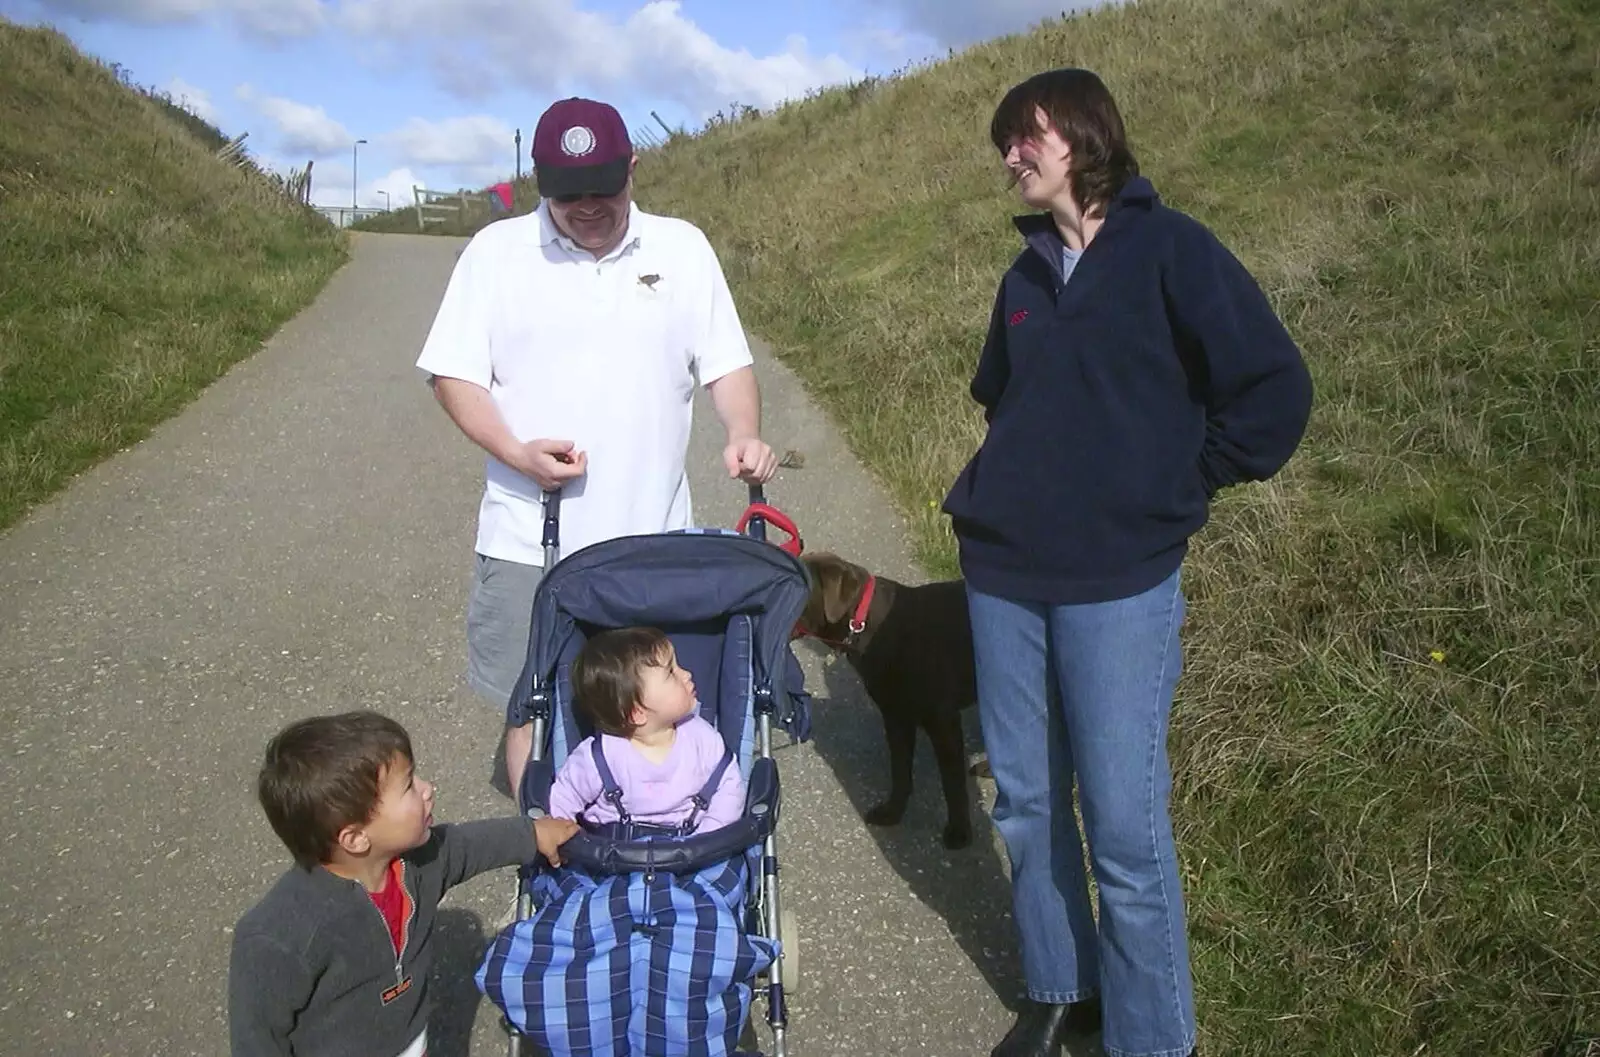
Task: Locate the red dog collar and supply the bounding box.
[849,574,876,636]
[795,573,876,648]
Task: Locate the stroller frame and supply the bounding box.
[502,483,804,1057]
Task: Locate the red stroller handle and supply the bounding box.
[737,502,803,557]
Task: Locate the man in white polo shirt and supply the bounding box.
[415,97,778,798]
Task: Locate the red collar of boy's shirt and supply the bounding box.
[369,858,410,956]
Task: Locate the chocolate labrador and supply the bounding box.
[797,552,982,849]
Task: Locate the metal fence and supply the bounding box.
[312,205,386,228]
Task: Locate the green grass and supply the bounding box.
[0,20,347,531]
[630,0,1600,1053]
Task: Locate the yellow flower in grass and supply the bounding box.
[1429,650,1446,664]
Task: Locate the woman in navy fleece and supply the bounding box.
[942,69,1312,1057]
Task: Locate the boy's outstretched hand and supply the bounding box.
[532,816,580,867]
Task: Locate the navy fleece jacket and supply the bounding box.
[942,176,1313,604]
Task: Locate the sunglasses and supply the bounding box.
[551,190,622,204]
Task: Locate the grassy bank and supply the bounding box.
[0,21,347,531]
[639,0,1600,1052]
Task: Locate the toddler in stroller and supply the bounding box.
[477,487,810,1057]
[549,626,745,841]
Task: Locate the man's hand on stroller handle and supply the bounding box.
[532,816,581,867]
[723,436,778,484]
[506,435,776,494]
[510,438,588,491]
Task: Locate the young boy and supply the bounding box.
[228,710,579,1057]
[549,627,744,834]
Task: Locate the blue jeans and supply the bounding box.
[968,571,1196,1057]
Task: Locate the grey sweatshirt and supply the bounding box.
[228,817,537,1056]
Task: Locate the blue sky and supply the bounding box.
[0,0,1100,209]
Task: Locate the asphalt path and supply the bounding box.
[0,231,1102,1057]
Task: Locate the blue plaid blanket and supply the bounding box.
[477,853,777,1057]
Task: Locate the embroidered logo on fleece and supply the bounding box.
[1008,309,1029,326]
[638,273,661,290]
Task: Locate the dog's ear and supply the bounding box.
[820,556,871,627]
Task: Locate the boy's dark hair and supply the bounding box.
[990,67,1139,217]
[571,626,673,738]
[257,710,413,869]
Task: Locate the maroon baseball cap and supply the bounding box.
[532,98,634,200]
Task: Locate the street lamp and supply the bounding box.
[351,137,367,209]
[379,190,391,212]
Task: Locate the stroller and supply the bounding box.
[477,484,811,1057]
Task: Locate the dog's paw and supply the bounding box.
[942,821,974,850]
[863,802,907,827]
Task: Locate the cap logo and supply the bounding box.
[560,125,596,157]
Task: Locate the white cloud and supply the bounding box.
[364,166,422,211]
[860,0,1119,51]
[263,113,518,210]
[237,84,353,157]
[230,0,325,37]
[301,161,421,209]
[618,2,859,114]
[841,23,925,65]
[337,0,861,119]
[37,0,211,22]
[382,114,515,169]
[163,76,219,123]
[34,0,324,37]
[38,0,865,119]
[37,0,859,108]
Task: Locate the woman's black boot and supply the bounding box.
[990,997,1102,1057]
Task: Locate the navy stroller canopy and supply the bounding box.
[507,530,813,743]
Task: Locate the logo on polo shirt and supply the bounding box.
[561,126,596,157]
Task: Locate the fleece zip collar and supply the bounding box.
[1009,175,1160,288]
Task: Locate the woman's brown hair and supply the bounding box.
[990,67,1139,216]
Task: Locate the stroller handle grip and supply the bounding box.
[737,485,802,557]
[745,484,766,542]
[541,489,561,568]
[542,484,785,556]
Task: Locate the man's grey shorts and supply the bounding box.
[466,553,545,718]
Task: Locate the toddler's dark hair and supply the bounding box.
[571,626,674,738]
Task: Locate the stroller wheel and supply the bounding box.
[779,908,800,993]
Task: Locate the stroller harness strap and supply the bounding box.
[587,735,736,837]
